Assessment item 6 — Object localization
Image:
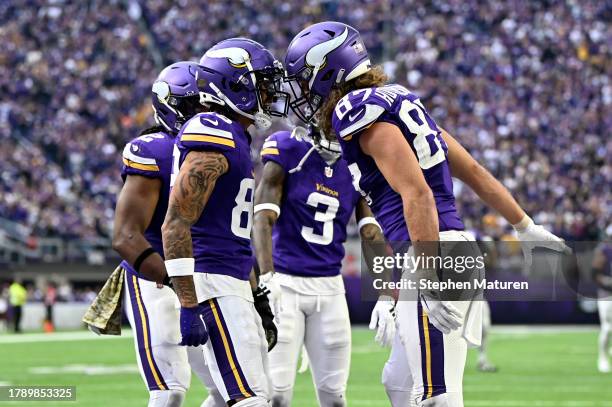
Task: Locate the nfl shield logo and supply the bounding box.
[325,166,333,178]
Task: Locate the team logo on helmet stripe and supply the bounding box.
[305,27,349,68]
[205,47,250,68]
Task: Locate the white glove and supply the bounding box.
[259,272,281,318]
[369,295,396,347]
[420,294,463,334]
[513,215,571,270]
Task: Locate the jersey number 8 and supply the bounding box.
[171,146,254,240]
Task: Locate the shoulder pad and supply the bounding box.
[122,133,168,172]
[179,113,237,150]
[261,131,292,157]
[332,88,386,140]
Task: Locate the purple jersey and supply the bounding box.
[261,131,361,277]
[175,112,254,281]
[332,84,464,242]
[119,131,174,279]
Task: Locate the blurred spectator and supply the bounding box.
[0,283,8,332]
[9,278,27,333]
[0,0,609,244]
[44,282,57,332]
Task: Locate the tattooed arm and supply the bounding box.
[162,150,228,307]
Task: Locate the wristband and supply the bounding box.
[165,258,195,277]
[254,203,281,217]
[512,215,533,232]
[358,216,381,230]
[133,247,156,272]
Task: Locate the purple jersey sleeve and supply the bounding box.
[260,131,295,172]
[121,133,167,180]
[177,112,238,153]
[331,88,387,142]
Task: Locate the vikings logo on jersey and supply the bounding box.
[174,112,255,281]
[332,84,464,242]
[260,131,361,277]
[120,131,174,265]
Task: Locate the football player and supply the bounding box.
[252,125,391,407]
[594,238,612,373]
[161,38,288,407]
[112,61,223,407]
[283,21,568,407]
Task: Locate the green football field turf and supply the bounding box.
[0,327,611,406]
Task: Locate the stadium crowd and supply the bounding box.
[0,0,609,244]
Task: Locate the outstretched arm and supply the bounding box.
[162,150,228,307]
[441,127,568,267]
[253,161,285,277]
[112,175,165,283]
[440,128,525,225]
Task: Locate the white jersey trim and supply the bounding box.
[122,144,158,165]
[339,104,385,138]
[182,119,234,139]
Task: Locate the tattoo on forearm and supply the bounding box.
[163,151,228,260]
[171,276,199,307]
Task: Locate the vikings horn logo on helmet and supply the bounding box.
[304,27,349,69]
[205,47,251,68]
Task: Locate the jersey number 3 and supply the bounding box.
[301,192,339,245]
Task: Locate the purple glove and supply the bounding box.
[179,305,208,346]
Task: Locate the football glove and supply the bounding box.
[368,295,396,347]
[178,305,208,346]
[420,294,463,335]
[259,271,282,318]
[253,286,278,351]
[513,215,571,270]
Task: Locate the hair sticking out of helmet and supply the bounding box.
[151,61,205,134]
[284,21,371,125]
[197,38,289,130]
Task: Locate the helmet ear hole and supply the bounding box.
[321,69,335,82]
[229,81,243,92]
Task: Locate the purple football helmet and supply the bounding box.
[198,38,289,130]
[152,61,205,133]
[285,21,371,125]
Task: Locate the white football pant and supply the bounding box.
[385,231,484,407]
[124,270,191,406]
[269,287,351,407]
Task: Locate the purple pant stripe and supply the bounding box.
[202,298,254,400]
[417,301,447,401]
[125,269,168,391]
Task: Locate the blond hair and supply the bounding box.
[318,65,388,138]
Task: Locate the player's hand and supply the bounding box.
[420,294,463,334]
[368,295,396,347]
[253,286,278,351]
[514,216,571,270]
[178,305,208,346]
[259,272,281,318]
